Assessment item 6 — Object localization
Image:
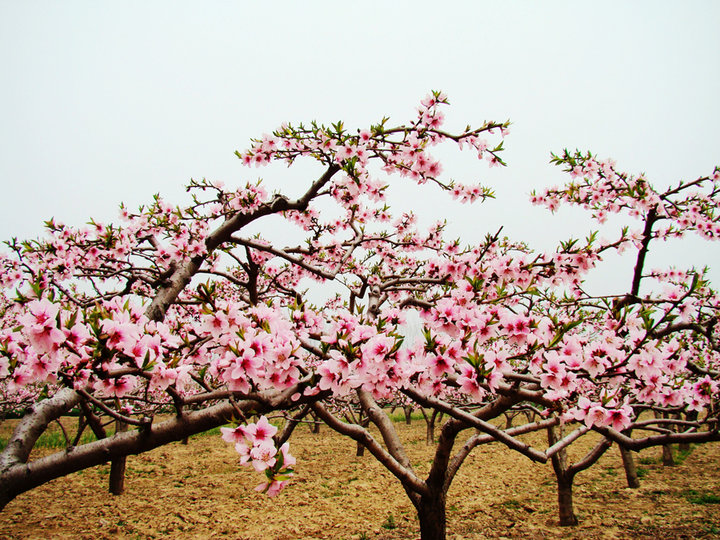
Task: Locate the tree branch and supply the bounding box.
[310,402,428,496]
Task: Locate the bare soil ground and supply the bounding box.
[1,416,719,539]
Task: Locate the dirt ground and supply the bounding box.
[0,416,719,539]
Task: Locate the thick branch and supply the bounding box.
[567,437,613,476]
[630,207,657,296]
[0,399,265,509]
[445,417,558,492]
[402,388,548,463]
[594,426,720,451]
[145,165,340,321]
[546,425,590,458]
[0,388,81,473]
[357,389,413,469]
[310,402,428,496]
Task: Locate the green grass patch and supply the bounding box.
[683,490,720,505]
[190,425,224,438]
[675,445,694,465]
[0,429,105,451]
[381,515,397,530]
[0,422,228,452]
[387,410,425,423]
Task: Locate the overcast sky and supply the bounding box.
[1,2,718,294]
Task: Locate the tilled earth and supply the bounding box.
[0,417,719,539]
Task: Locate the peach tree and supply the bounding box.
[0,94,718,539]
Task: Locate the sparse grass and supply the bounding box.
[637,467,649,478]
[675,445,695,465]
[387,410,425,423]
[0,429,105,451]
[0,422,226,451]
[192,425,224,438]
[683,490,720,505]
[601,467,618,477]
[381,515,397,530]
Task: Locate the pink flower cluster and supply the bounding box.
[221,416,296,496]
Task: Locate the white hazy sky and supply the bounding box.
[1,2,718,294]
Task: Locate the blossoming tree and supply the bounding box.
[0,93,718,539]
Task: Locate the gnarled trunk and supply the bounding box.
[414,491,447,540]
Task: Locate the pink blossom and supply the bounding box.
[245,416,278,445]
[220,425,249,444]
[19,299,65,355]
[250,441,277,472]
[255,479,289,497]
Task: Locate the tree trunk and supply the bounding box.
[426,420,435,446]
[662,444,675,466]
[109,420,128,495]
[619,445,640,488]
[356,441,365,457]
[415,492,447,540]
[404,405,413,425]
[547,425,578,526]
[557,479,578,526]
[424,409,442,445]
[657,410,676,466]
[679,411,697,453]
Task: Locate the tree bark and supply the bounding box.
[109,420,128,495]
[662,444,676,466]
[547,425,578,526]
[421,408,441,445]
[414,492,447,540]
[108,457,126,495]
[426,417,435,446]
[619,445,640,488]
[679,411,698,453]
[557,479,578,526]
[0,398,264,510]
